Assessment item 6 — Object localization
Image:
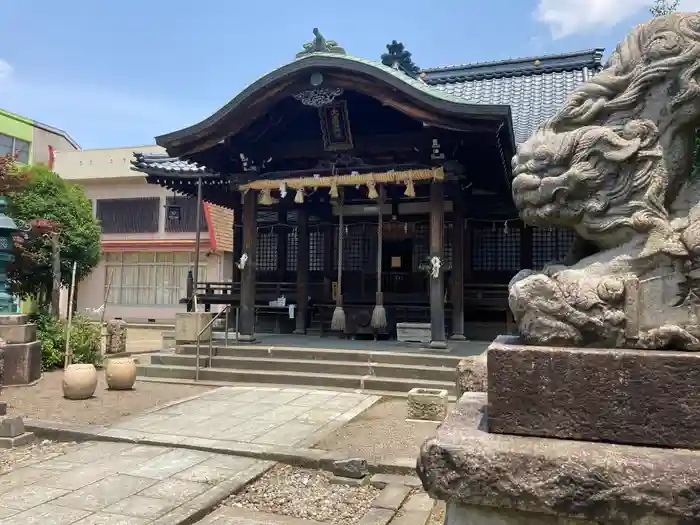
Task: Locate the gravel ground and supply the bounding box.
[314,398,453,463]
[0,439,80,474]
[224,464,380,525]
[427,500,445,525]
[2,370,214,426]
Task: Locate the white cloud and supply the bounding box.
[535,0,700,39]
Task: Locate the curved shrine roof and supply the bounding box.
[133,35,604,178]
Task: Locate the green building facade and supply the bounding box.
[0,108,79,166]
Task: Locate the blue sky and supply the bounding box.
[1,0,698,149]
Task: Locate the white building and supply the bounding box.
[53,146,234,323]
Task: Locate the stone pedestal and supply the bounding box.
[175,312,213,344]
[418,392,700,524]
[106,319,127,354]
[487,335,700,449]
[0,314,41,386]
[0,415,35,448]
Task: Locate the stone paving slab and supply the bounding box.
[107,386,379,449]
[0,441,273,525]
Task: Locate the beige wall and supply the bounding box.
[32,126,79,164]
[54,145,225,324]
[54,144,164,181]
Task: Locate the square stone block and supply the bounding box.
[407,388,448,421]
[0,416,26,438]
[175,312,213,343]
[0,323,36,344]
[3,341,41,385]
[397,323,431,344]
[418,392,700,524]
[487,335,700,449]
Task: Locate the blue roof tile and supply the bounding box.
[131,152,219,176]
[422,49,603,144]
[427,69,586,144]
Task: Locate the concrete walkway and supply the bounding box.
[105,386,379,448]
[0,441,274,524]
[0,387,380,525]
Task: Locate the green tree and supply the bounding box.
[650,0,680,16]
[6,163,101,301]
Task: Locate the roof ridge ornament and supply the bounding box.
[296,28,346,57]
[381,40,420,78]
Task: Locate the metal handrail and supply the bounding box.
[195,304,233,381]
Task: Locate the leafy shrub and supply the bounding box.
[33,311,101,371]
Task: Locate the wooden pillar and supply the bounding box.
[450,192,465,340]
[277,205,288,282]
[231,198,243,283]
[294,206,310,334]
[239,190,257,342]
[429,182,447,349]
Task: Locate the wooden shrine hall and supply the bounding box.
[133,31,601,346]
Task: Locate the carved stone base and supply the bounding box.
[418,393,700,524]
[487,335,700,449]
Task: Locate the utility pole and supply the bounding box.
[192,177,203,305]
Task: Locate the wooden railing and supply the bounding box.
[193,278,508,310]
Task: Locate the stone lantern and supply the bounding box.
[0,196,17,314]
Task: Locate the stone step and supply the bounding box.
[136,364,456,394]
[177,344,464,368]
[150,353,456,382]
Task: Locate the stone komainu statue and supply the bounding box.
[510,12,700,350]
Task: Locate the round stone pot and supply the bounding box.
[62,364,98,400]
[104,357,137,390]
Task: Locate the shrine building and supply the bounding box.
[132,32,604,345]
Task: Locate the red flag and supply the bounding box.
[47,145,55,169]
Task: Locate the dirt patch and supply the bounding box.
[2,370,214,426]
[314,398,452,463]
[224,464,380,525]
[0,439,80,474]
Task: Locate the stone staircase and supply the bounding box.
[136,344,463,395]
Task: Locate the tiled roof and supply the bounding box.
[131,151,219,176]
[293,53,476,105]
[136,49,604,176]
[422,49,604,144]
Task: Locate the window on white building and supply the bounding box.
[0,133,30,164]
[104,251,208,306]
